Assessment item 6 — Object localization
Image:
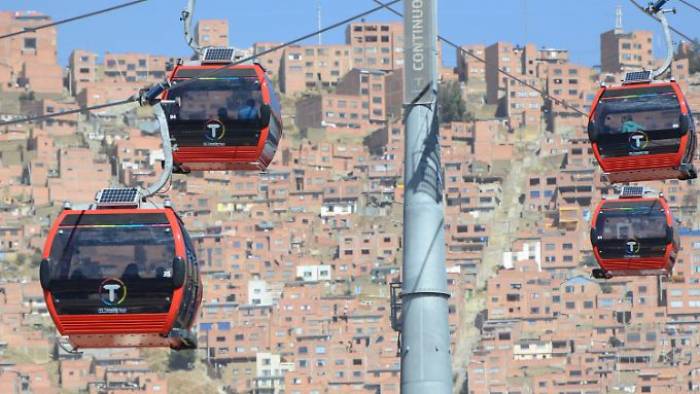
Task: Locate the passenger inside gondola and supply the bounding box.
[165,76,263,146]
[168,78,261,121]
[44,214,177,315]
[217,107,230,121]
[601,216,667,240]
[598,201,668,242]
[238,99,258,120]
[591,193,678,279]
[621,115,643,133]
[595,87,681,136]
[122,263,141,279]
[163,61,282,172]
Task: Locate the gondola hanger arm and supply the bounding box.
[644,0,676,79]
[130,81,174,197]
[136,81,172,107]
[181,0,202,58]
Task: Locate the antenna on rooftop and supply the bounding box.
[317,0,322,45]
[615,4,624,34]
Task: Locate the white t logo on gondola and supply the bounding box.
[99,278,127,306]
[103,284,120,302]
[625,240,640,255]
[207,123,221,139]
[629,132,648,151]
[204,119,226,142]
[631,135,643,148]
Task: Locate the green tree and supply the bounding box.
[677,39,700,74]
[438,81,472,123]
[168,349,196,371]
[690,42,700,74]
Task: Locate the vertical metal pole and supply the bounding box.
[401,0,452,393]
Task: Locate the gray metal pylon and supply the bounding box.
[401,0,452,393]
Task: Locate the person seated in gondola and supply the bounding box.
[621,115,644,133]
[238,99,258,121]
[70,268,86,280]
[70,258,100,280]
[217,107,230,121]
[122,263,141,279]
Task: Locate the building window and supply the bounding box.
[23,38,37,50]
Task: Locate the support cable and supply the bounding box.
[678,0,700,14]
[0,0,401,128]
[0,0,149,40]
[0,98,136,127]
[170,0,402,92]
[372,0,589,117]
[629,0,698,45]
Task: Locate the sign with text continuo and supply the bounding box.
[404,0,436,103]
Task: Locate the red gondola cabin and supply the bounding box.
[590,187,679,279]
[588,72,696,183]
[162,47,283,173]
[39,189,202,350]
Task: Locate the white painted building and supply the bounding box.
[296,264,332,282]
[253,352,295,393]
[248,279,275,306]
[502,239,541,271]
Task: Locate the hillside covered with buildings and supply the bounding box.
[1,6,700,394]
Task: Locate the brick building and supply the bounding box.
[600,29,654,73]
[456,44,486,82]
[280,44,353,95]
[195,19,229,48]
[0,11,63,94]
[344,22,404,71]
[295,68,402,131]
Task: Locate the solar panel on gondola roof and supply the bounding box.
[623,70,652,85]
[203,48,235,63]
[97,188,139,206]
[620,186,644,198]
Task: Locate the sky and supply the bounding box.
[2,0,698,68]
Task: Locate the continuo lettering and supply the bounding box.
[411,0,424,73]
